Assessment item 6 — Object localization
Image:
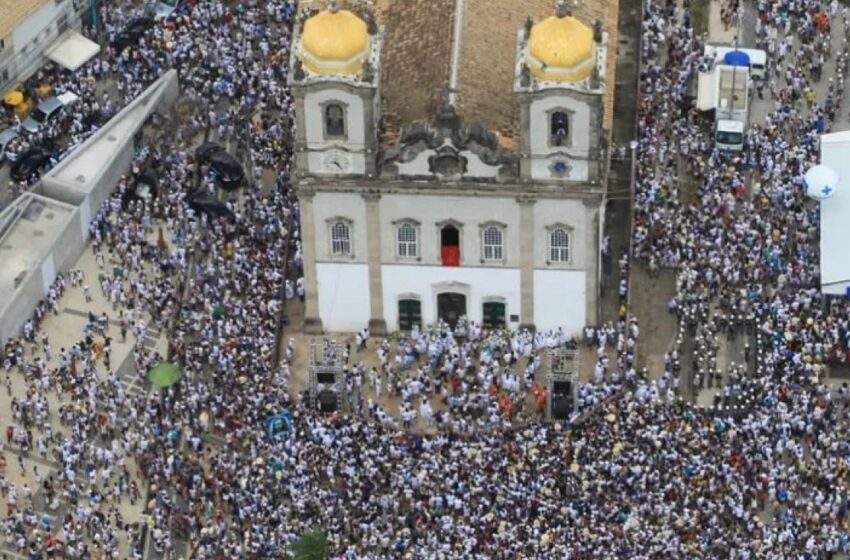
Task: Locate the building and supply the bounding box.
[0,0,95,92]
[0,71,178,344]
[290,0,619,335]
[817,131,850,296]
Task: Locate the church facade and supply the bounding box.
[289,0,616,336]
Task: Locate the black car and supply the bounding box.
[195,143,244,191]
[112,17,155,52]
[11,146,52,182]
[188,191,236,222]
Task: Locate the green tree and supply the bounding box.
[290,528,328,560]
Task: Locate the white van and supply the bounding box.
[704,45,767,81]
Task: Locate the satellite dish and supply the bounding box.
[803,164,839,201]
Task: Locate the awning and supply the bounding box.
[723,50,750,67]
[46,31,101,72]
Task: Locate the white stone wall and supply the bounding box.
[303,88,366,175]
[529,95,592,182]
[316,262,371,332]
[532,198,589,269]
[378,193,521,266]
[312,192,368,263]
[533,269,587,334]
[380,264,521,330]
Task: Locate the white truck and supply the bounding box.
[703,45,767,80]
[696,64,750,152]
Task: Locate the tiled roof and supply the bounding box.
[374,0,456,132]
[455,0,620,145]
[299,0,620,145]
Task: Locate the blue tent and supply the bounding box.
[723,50,750,67]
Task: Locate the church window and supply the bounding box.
[482,226,504,261]
[397,223,418,258]
[330,221,351,255]
[550,111,570,147]
[549,228,570,263]
[325,103,346,138]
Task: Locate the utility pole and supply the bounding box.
[729,6,743,117]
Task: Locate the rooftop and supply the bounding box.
[0,193,75,314]
[0,0,48,41]
[295,1,619,146]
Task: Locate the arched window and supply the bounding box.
[330,221,351,255]
[325,104,346,138]
[550,228,570,263]
[482,226,504,261]
[550,111,569,146]
[397,223,417,257]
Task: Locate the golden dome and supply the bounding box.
[300,8,370,75]
[527,15,595,82]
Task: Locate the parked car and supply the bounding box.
[112,17,155,52]
[0,128,19,164]
[188,191,236,221]
[21,96,67,134]
[195,143,244,190]
[10,146,52,181]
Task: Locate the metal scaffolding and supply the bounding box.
[308,339,345,412]
[546,347,579,421]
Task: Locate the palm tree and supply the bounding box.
[290,528,328,560]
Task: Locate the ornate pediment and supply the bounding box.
[428,143,468,177]
[383,117,518,182]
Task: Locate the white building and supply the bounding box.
[290,0,614,335]
[818,132,850,296]
[0,0,94,91]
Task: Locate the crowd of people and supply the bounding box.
[2,0,850,558]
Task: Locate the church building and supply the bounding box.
[289,0,619,335]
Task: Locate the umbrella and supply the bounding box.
[3,91,22,106]
[723,50,750,67]
[148,362,182,388]
[212,304,224,319]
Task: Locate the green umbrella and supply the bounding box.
[212,305,224,319]
[148,362,182,388]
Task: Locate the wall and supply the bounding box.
[316,262,371,332]
[533,268,586,334]
[529,95,593,182]
[304,87,366,175]
[378,193,521,266]
[312,192,368,263]
[0,202,83,343]
[381,264,521,331]
[532,197,589,269]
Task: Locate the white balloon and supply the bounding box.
[804,164,839,200]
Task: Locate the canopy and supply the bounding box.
[46,31,101,72]
[3,91,22,106]
[148,362,182,388]
[723,50,750,67]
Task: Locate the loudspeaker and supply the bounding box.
[551,380,574,419]
[317,390,338,413]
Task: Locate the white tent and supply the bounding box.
[45,31,101,72]
[819,131,850,296]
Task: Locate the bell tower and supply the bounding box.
[289,0,383,180]
[514,0,607,184]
